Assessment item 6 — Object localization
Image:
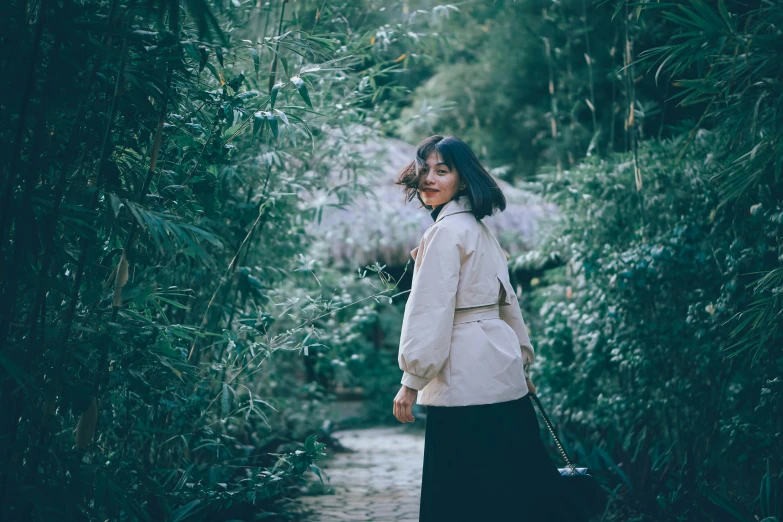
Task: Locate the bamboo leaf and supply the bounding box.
[689,0,727,32]
[610,1,624,21]
[703,487,751,520]
[198,46,210,72]
[291,76,312,110]
[250,47,260,80]
[279,54,291,80]
[267,113,278,139]
[113,251,129,308]
[184,42,201,64]
[717,0,733,31]
[125,201,222,262]
[254,111,266,135]
[270,82,281,110]
[274,109,294,146]
[285,112,315,153]
[310,464,326,484]
[204,62,222,84]
[0,351,38,392]
[182,0,228,44]
[170,500,203,522]
[302,34,336,51]
[73,399,98,450]
[215,46,224,67]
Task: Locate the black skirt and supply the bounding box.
[419,394,566,522]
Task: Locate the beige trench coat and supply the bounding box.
[398,196,535,407]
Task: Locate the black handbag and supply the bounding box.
[529,393,603,520]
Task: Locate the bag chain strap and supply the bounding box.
[529,393,577,473]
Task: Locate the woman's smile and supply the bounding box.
[416,151,461,207]
[419,187,444,206]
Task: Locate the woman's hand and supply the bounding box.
[393,385,418,423]
[526,376,537,395]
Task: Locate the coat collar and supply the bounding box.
[410,196,473,261]
[434,195,473,223]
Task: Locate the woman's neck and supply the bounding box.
[430,203,445,222]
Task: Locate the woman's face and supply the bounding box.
[416,151,463,208]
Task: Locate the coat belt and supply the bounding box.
[453,304,500,325]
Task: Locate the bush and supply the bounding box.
[522,131,783,521]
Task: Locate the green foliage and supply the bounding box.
[523,131,782,521]
[633,0,783,363]
[0,0,442,520]
[267,257,409,426]
[397,0,685,180]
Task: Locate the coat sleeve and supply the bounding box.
[398,225,462,391]
[499,283,536,366]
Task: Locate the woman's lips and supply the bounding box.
[421,189,439,193]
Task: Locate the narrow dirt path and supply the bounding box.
[294,427,425,521]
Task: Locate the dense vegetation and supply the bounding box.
[1,0,782,521]
[0,0,444,519]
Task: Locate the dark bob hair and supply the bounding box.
[395,135,506,221]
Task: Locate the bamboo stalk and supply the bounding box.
[186,0,281,368]
[1,1,125,509]
[57,24,129,360]
[623,1,646,237]
[0,0,47,259]
[90,39,173,459]
[215,167,274,366]
[0,4,51,510]
[268,0,288,93]
[187,208,267,361]
[181,113,221,186]
[240,167,273,267]
[28,54,105,364]
[543,34,562,177]
[110,2,180,481]
[582,0,597,139]
[17,7,131,507]
[0,0,52,352]
[0,0,74,453]
[2,17,65,421]
[609,30,617,155]
[260,0,272,58]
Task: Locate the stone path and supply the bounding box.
[294,427,425,521]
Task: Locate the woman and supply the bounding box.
[393,135,565,521]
